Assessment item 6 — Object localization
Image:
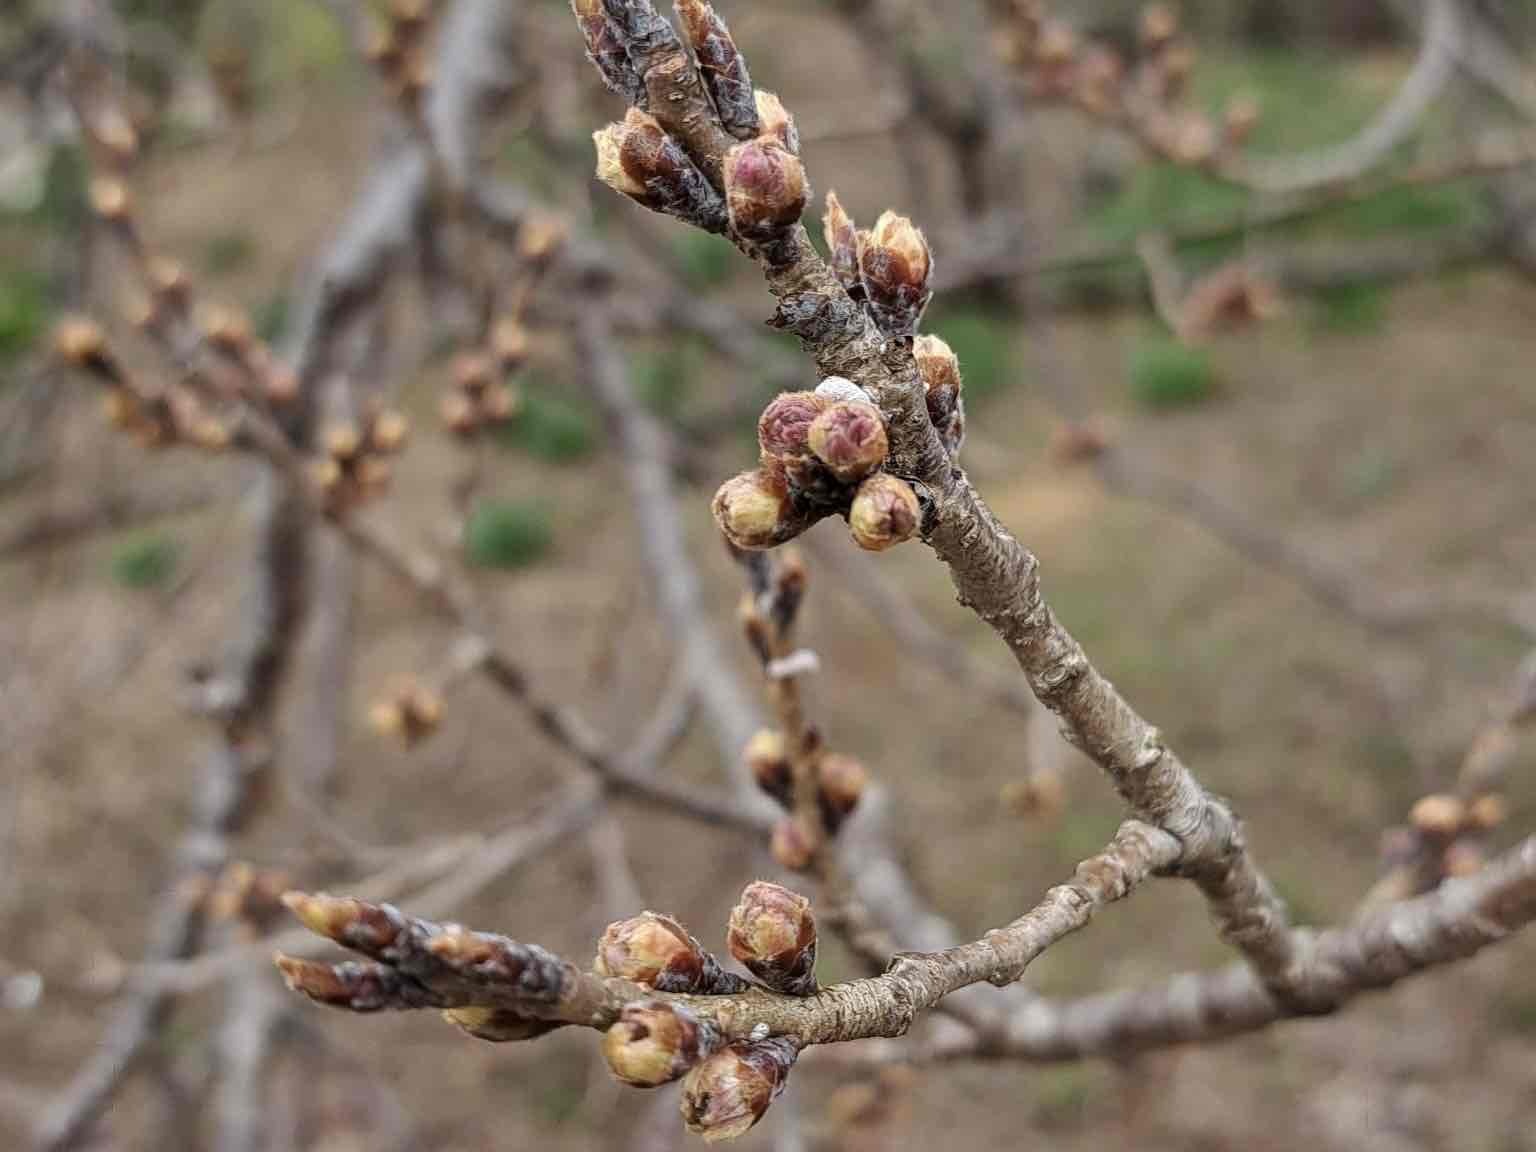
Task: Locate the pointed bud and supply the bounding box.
[441,392,478,436]
[149,258,192,312]
[1001,769,1067,820]
[518,215,567,263]
[266,365,300,406]
[442,1006,563,1043]
[594,122,648,200]
[914,333,964,455]
[712,470,795,551]
[1410,794,1466,839]
[817,753,867,829]
[754,90,799,154]
[770,814,817,872]
[857,211,932,336]
[823,192,861,295]
[596,110,729,232]
[745,729,792,805]
[848,474,920,552]
[724,140,807,242]
[807,400,888,483]
[189,416,232,452]
[676,0,758,141]
[680,1037,799,1142]
[727,881,817,996]
[452,352,493,395]
[571,0,647,106]
[483,384,519,423]
[757,391,827,460]
[595,912,709,991]
[603,1001,719,1088]
[93,105,139,160]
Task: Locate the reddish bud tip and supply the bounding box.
[724,140,807,241]
[857,211,932,335]
[89,177,130,220]
[754,90,799,153]
[848,474,920,552]
[817,753,868,827]
[807,400,888,483]
[54,317,110,369]
[727,881,817,996]
[1410,794,1465,839]
[757,391,827,460]
[823,191,861,293]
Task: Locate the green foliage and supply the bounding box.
[464,502,554,570]
[1128,336,1216,410]
[109,533,179,589]
[0,264,46,362]
[670,231,736,290]
[500,385,597,462]
[201,231,257,277]
[922,303,1013,403]
[1309,282,1388,334]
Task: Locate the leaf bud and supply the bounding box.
[857,211,932,336]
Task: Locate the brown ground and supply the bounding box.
[2,6,1535,1151]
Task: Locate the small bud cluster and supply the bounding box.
[1174,261,1282,344]
[312,407,411,514]
[441,351,520,437]
[989,2,1260,173]
[364,0,440,113]
[1379,789,1509,898]
[368,675,444,746]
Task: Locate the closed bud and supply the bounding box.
[483,384,519,423]
[571,0,647,107]
[324,420,363,461]
[1224,94,1260,146]
[727,881,817,996]
[680,1037,799,1142]
[817,753,867,829]
[1443,841,1486,879]
[1410,794,1465,839]
[518,215,567,263]
[371,409,410,455]
[189,416,231,451]
[1467,793,1508,831]
[1076,47,1124,116]
[757,391,826,460]
[745,729,792,805]
[1035,21,1077,67]
[93,105,139,160]
[913,333,965,454]
[452,352,493,395]
[202,306,253,354]
[1160,41,1196,96]
[848,474,920,552]
[54,317,110,370]
[369,698,405,738]
[1140,3,1179,49]
[89,177,130,221]
[857,211,932,336]
[492,317,531,369]
[311,457,344,496]
[724,139,807,242]
[149,258,192,310]
[770,814,817,872]
[808,400,887,483]
[266,366,300,405]
[754,90,799,154]
[595,912,707,991]
[594,121,648,200]
[1167,111,1216,166]
[712,470,794,551]
[603,1001,718,1088]
[823,192,861,294]
[1002,770,1067,820]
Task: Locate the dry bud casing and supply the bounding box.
[807,401,888,483]
[857,211,932,336]
[595,912,745,994]
[603,1001,720,1088]
[724,140,808,243]
[595,110,728,233]
[727,881,818,996]
[712,470,795,550]
[913,333,965,456]
[757,391,827,460]
[676,0,758,141]
[848,474,921,552]
[680,1036,799,1142]
[754,90,799,154]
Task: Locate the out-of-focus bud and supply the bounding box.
[93,105,139,161]
[54,317,111,372]
[492,317,531,370]
[1461,724,1518,795]
[1223,94,1261,147]
[754,90,799,154]
[816,753,867,830]
[1140,3,1179,50]
[1443,841,1486,879]
[757,391,827,461]
[597,109,730,232]
[202,306,253,355]
[1410,794,1466,839]
[1048,420,1110,465]
[1467,793,1508,832]
[712,470,795,551]
[1160,41,1196,99]
[483,384,519,423]
[1035,20,1077,67]
[823,192,861,295]
[603,1001,718,1088]
[770,814,817,872]
[371,409,410,455]
[675,0,759,141]
[1002,770,1067,820]
[680,1037,799,1142]
[89,177,131,221]
[594,912,712,992]
[724,139,808,243]
[1166,111,1216,166]
[857,211,932,336]
[727,881,818,996]
[1076,46,1124,117]
[189,416,232,452]
[371,678,441,746]
[441,392,478,436]
[148,258,192,312]
[266,365,300,406]
[518,214,567,264]
[913,333,964,456]
[807,401,888,483]
[324,420,363,461]
[848,474,920,552]
[746,729,792,805]
[452,352,493,395]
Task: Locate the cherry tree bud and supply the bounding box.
[745,729,792,805]
[754,90,799,154]
[712,470,795,551]
[770,814,817,872]
[603,1001,719,1088]
[675,0,758,141]
[823,192,861,295]
[1410,794,1465,839]
[724,140,807,242]
[817,753,868,829]
[727,881,817,996]
[807,401,888,483]
[595,912,739,994]
[680,1037,799,1142]
[857,211,932,336]
[757,391,827,460]
[848,474,920,552]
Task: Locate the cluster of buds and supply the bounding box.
[440,351,520,438]
[989,2,1261,171]
[593,882,813,1139]
[367,675,444,747]
[312,407,411,514]
[54,317,232,452]
[713,380,923,554]
[747,729,869,868]
[1379,790,1509,899]
[364,0,439,111]
[1000,768,1068,820]
[207,861,292,935]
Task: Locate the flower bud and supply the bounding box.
[89,177,130,221]
[93,105,139,161]
[597,110,729,232]
[594,121,648,200]
[1001,770,1066,820]
[266,365,300,406]
[595,912,709,991]
[848,474,920,552]
[913,333,965,454]
[1076,46,1124,117]
[807,401,888,483]
[1443,841,1486,879]
[823,192,861,295]
[54,317,111,372]
[857,211,932,336]
[1466,793,1508,832]
[492,317,530,370]
[680,1037,799,1142]
[452,352,493,395]
[440,392,478,436]
[817,753,867,829]
[770,814,817,872]
[745,729,792,805]
[370,409,410,455]
[1166,112,1216,166]
[324,420,363,461]
[483,384,519,423]
[1223,94,1260,147]
[754,90,799,154]
[1410,794,1465,839]
[189,416,232,452]
[571,0,647,106]
[727,881,817,996]
[757,391,827,460]
[724,140,807,242]
[1140,3,1179,49]
[675,0,758,142]
[603,1001,719,1088]
[518,215,567,263]
[712,470,794,551]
